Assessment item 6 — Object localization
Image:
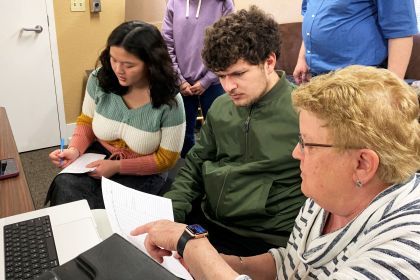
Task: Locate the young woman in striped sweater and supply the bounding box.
[47,21,185,208]
[132,66,420,280]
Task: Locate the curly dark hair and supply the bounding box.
[96,21,178,108]
[202,5,281,72]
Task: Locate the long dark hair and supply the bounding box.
[96,21,178,108]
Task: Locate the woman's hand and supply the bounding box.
[132,221,240,280]
[87,159,120,179]
[174,252,190,272]
[190,81,205,95]
[49,147,79,168]
[180,81,193,96]
[131,220,186,263]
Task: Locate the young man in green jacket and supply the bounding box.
[164,6,304,256]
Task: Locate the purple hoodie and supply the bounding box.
[162,0,234,89]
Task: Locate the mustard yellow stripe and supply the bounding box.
[76,113,93,126]
[155,146,180,171]
[104,139,129,149]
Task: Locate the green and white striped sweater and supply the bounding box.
[69,72,186,175]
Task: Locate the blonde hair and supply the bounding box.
[292,65,420,184]
[413,86,420,122]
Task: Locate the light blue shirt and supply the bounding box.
[302,0,418,74]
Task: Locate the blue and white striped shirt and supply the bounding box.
[271,173,420,279]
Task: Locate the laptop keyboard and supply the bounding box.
[4,215,59,280]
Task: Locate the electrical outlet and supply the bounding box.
[89,0,101,13]
[71,0,86,12]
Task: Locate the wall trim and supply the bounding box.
[45,0,66,144]
[65,123,76,144]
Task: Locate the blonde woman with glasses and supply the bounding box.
[132,65,420,280]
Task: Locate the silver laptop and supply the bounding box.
[0,199,102,278]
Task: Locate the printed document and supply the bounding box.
[102,177,193,280]
[60,153,106,174]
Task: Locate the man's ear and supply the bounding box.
[265,52,277,73]
[352,149,380,185]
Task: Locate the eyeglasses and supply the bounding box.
[298,133,333,153]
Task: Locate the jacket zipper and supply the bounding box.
[215,167,230,219]
[243,105,253,161]
[215,106,253,219]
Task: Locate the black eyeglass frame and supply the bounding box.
[298,133,333,153]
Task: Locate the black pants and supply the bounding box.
[186,200,283,256]
[45,142,166,209]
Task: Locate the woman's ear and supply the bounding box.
[353,149,380,185]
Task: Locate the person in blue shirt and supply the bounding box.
[293,0,418,84]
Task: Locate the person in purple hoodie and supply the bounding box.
[162,0,235,157]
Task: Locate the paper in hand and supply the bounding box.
[60,153,106,174]
[101,177,193,280]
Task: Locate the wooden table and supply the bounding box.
[0,107,34,217]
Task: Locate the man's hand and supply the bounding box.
[87,159,120,178]
[131,220,186,263]
[293,57,311,85]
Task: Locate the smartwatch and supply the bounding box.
[176,224,208,257]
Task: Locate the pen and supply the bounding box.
[60,138,64,166]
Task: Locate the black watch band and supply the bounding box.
[176,230,194,258]
[176,224,208,258]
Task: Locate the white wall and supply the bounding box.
[415,0,420,31]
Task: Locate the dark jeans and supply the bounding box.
[181,83,224,157]
[186,200,280,256]
[45,142,166,209]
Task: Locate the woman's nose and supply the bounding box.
[292,143,303,160]
[114,63,124,74]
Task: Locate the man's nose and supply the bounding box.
[222,76,238,92]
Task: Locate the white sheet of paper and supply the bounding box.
[60,153,106,174]
[102,177,193,280]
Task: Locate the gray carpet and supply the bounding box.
[18,129,198,209]
[20,146,60,209]
[19,146,186,210]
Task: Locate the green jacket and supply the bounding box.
[164,73,304,247]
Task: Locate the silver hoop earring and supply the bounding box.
[355,179,363,188]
